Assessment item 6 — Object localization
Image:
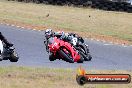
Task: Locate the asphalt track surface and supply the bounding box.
[0,24,132,70]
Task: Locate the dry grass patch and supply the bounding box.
[0,66,131,88]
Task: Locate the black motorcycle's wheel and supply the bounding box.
[49,53,56,61]
[9,51,19,62]
[84,54,92,61]
[78,45,92,61]
[80,51,92,61]
[59,49,74,63]
[88,54,92,61]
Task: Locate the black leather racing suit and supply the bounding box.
[0,32,13,46]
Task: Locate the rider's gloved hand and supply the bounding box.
[60,34,65,40]
[60,37,64,40]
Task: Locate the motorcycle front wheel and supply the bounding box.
[77,55,84,63]
[59,49,74,63]
[49,52,56,61]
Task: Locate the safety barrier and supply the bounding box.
[8,0,132,13]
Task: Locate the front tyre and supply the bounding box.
[77,56,84,63]
[9,51,19,62]
[49,53,56,61]
[59,49,74,63]
[85,54,92,61]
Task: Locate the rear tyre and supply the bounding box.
[9,51,19,62]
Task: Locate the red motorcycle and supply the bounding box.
[46,37,84,63]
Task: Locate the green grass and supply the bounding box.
[0,0,132,44]
[0,66,131,88]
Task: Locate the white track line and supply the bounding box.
[104,44,113,46]
[123,46,127,47]
[16,26,20,28]
[102,40,106,43]
[90,38,94,40]
[6,24,9,26]
[21,27,24,29]
[11,25,15,27]
[1,22,132,47]
[96,39,100,41]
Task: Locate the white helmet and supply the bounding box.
[45,29,53,38]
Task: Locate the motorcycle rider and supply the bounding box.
[0,32,13,60]
[44,29,91,61]
[45,29,77,41]
[44,29,70,42]
[45,29,84,42]
[44,29,69,52]
[44,29,83,52]
[0,32,13,47]
[44,29,53,52]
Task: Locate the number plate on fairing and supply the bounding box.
[72,38,78,45]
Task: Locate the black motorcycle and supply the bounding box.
[0,41,19,62]
[67,33,92,61]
